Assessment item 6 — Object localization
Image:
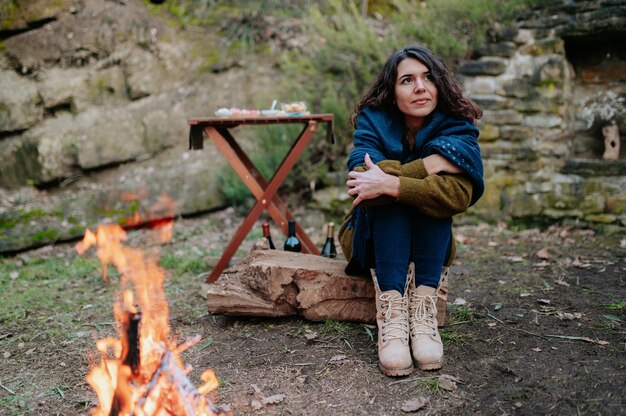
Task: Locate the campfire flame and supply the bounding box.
[77,220,228,416]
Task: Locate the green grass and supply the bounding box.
[417,378,442,395]
[319,319,355,338]
[441,330,470,347]
[604,301,626,310]
[449,305,475,324]
[0,256,108,341]
[160,251,207,276]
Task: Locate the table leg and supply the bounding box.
[208,125,320,251]
[203,122,320,283]
[205,198,266,283]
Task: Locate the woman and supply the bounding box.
[338,45,483,376]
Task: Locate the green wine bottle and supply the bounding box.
[283,219,302,252]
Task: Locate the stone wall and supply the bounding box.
[460,0,626,227]
[0,0,280,253]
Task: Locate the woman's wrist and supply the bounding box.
[423,154,440,175]
[385,173,400,198]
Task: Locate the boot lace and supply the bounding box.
[409,293,438,337]
[379,292,409,344]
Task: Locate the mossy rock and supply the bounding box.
[561,160,626,177]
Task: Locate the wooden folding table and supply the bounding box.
[188,114,334,283]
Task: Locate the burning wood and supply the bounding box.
[77,223,230,416]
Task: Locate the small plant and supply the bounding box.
[579,91,625,160]
[604,301,626,310]
[441,330,469,347]
[450,305,475,323]
[579,91,626,130]
[417,378,442,395]
[320,319,354,337]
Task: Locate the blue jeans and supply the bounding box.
[366,203,452,293]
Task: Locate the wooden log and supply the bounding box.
[202,250,449,326]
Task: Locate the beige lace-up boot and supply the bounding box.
[436,267,449,327]
[409,281,443,371]
[371,266,414,376]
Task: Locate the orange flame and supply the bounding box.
[78,218,227,416]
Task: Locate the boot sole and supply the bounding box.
[416,360,443,371]
[379,363,414,377]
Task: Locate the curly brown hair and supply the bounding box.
[350,45,482,127]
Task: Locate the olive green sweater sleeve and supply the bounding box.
[396,174,473,218]
[376,158,473,218]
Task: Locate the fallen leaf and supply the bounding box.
[536,248,550,259]
[3,351,10,358]
[504,256,525,263]
[438,377,457,391]
[250,400,263,410]
[554,279,570,287]
[532,347,542,352]
[250,384,262,394]
[401,397,429,412]
[487,322,497,328]
[329,354,348,364]
[454,234,475,244]
[572,257,591,268]
[537,299,551,305]
[304,331,318,340]
[488,241,498,247]
[25,348,35,355]
[452,298,466,305]
[520,292,531,298]
[556,312,582,320]
[9,271,19,280]
[493,303,502,311]
[603,314,621,322]
[439,374,462,383]
[533,261,550,268]
[262,394,286,405]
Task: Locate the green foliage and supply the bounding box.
[154,0,541,206]
[278,0,391,149]
[392,0,542,63]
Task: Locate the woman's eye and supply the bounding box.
[425,74,434,81]
[401,78,413,84]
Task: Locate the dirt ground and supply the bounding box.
[0,208,625,416]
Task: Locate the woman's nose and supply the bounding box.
[414,78,426,91]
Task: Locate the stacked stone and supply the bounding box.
[459,0,626,227]
[0,0,233,253]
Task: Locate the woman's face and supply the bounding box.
[394,58,438,130]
